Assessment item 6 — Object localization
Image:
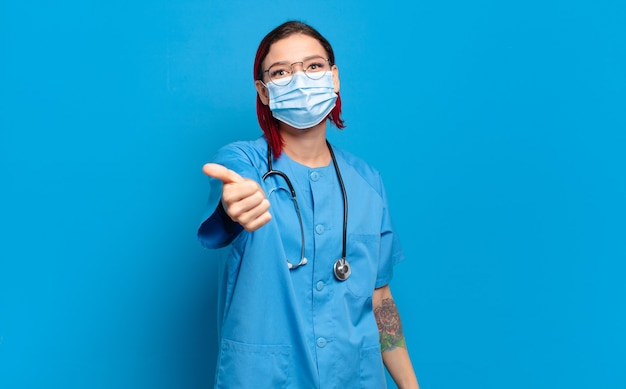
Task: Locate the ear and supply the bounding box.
[331,65,340,93]
[255,80,270,105]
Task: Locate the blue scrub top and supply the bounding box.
[198,136,405,389]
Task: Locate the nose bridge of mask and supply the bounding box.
[269,72,332,102]
[294,71,333,90]
[292,71,313,88]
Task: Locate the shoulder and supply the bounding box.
[331,144,384,192]
[333,146,380,181]
[213,136,266,165]
[215,136,266,159]
[213,136,268,179]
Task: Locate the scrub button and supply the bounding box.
[315,224,325,234]
[316,281,325,291]
[310,171,320,181]
[316,337,327,348]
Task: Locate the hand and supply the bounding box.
[203,163,272,231]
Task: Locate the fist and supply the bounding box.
[203,163,272,231]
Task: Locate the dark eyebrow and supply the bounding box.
[266,55,327,69]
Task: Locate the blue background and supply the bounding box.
[1,1,625,388]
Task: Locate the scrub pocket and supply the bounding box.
[359,345,387,388]
[346,234,379,298]
[215,338,291,388]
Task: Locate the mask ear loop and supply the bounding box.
[263,146,307,269]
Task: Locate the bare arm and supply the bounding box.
[373,285,420,389]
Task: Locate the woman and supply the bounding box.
[198,20,420,388]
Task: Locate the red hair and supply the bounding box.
[253,21,345,158]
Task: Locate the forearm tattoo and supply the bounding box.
[374,298,406,352]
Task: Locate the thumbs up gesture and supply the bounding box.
[203,163,272,231]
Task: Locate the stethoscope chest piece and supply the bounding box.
[265,141,352,281]
[333,258,351,281]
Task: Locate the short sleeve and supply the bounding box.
[197,141,264,249]
[374,177,405,288]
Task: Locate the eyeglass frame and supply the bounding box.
[261,56,332,86]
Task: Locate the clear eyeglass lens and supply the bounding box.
[268,56,329,86]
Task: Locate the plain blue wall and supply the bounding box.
[1,1,625,388]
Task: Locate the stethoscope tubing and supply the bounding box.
[262,140,350,280]
[262,155,307,269]
[327,141,348,263]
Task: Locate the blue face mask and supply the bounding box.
[265,71,338,129]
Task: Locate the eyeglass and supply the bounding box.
[263,55,331,86]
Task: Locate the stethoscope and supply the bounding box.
[262,140,351,281]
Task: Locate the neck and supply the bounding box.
[279,122,330,167]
